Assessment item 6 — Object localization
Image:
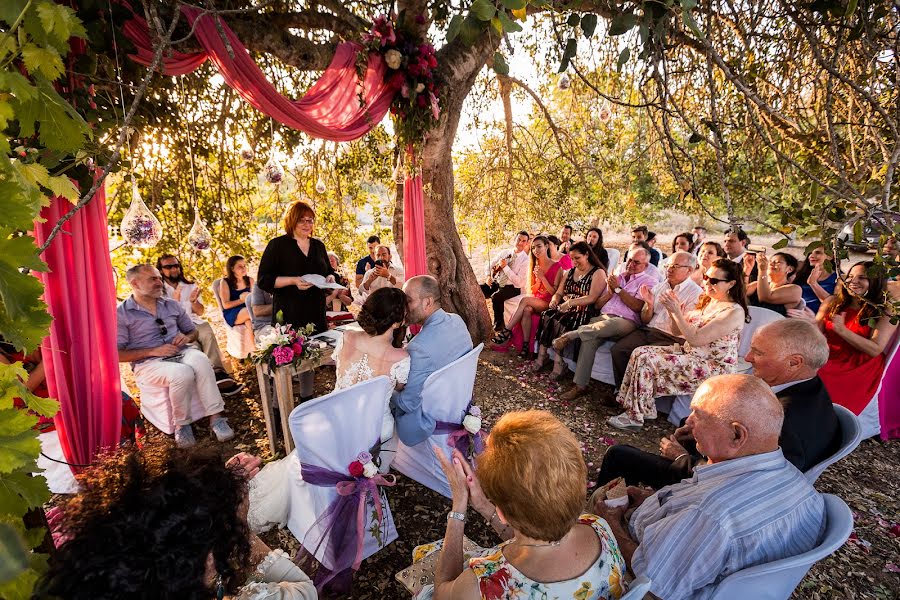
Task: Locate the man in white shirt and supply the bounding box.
[359,245,404,298]
[480,231,530,331]
[156,255,243,396]
[610,250,702,387]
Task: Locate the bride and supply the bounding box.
[248,287,410,533]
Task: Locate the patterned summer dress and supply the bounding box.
[616,303,743,421]
[536,267,601,348]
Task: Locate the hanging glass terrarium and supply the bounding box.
[597,99,613,123]
[315,177,326,194]
[262,153,284,185]
[240,140,255,162]
[120,181,162,248]
[558,73,571,90]
[187,210,212,251]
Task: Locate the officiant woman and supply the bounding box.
[258,200,337,335]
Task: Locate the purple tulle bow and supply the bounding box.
[433,407,486,465]
[297,462,396,592]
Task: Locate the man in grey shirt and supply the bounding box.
[246,285,274,337]
[117,264,234,448]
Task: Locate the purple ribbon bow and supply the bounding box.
[433,404,486,464]
[298,462,396,592]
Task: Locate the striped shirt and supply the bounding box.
[629,449,825,600]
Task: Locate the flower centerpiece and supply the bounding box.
[362,14,441,149]
[253,323,322,370]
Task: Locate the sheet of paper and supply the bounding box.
[301,274,346,290]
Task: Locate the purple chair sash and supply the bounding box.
[298,462,396,591]
[433,420,486,464]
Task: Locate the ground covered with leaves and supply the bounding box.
[144,345,900,599]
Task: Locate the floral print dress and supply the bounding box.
[616,303,742,422]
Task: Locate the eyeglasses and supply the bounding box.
[155,318,168,337]
[160,263,180,270]
[703,274,732,285]
[667,264,692,270]
[298,217,315,224]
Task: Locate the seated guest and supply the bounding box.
[671,232,694,254]
[117,264,234,447]
[817,261,898,415]
[492,236,563,356]
[615,242,663,282]
[559,224,574,253]
[622,225,659,267]
[546,234,573,270]
[793,243,837,315]
[746,251,803,316]
[585,227,610,270]
[646,231,665,264]
[424,410,626,599]
[359,245,404,297]
[608,251,703,389]
[597,319,840,489]
[724,226,758,280]
[593,375,826,600]
[691,225,707,251]
[218,255,253,327]
[690,240,726,286]
[35,444,315,600]
[529,242,606,376]
[355,234,380,288]
[481,231,531,333]
[609,258,748,430]
[325,251,354,309]
[392,276,473,446]
[157,254,241,396]
[554,247,657,400]
[246,285,273,336]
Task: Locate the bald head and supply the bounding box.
[403,275,440,324]
[688,374,783,463]
[746,319,829,386]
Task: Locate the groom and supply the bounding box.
[392,275,473,446]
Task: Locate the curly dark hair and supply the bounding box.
[358,287,409,348]
[35,443,252,600]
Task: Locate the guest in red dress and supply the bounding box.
[816,261,898,415]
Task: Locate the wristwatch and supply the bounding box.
[613,287,623,294]
[447,511,466,523]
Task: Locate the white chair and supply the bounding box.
[286,376,398,569]
[621,575,651,600]
[804,405,862,484]
[502,294,525,325]
[392,344,484,498]
[708,494,853,600]
[606,247,621,273]
[36,430,79,494]
[548,340,617,385]
[211,278,255,359]
[856,330,900,439]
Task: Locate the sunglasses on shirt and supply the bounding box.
[155,318,168,336]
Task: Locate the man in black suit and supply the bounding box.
[596,319,841,489]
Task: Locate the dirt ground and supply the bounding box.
[167,344,900,600]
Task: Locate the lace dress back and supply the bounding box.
[334,330,410,390]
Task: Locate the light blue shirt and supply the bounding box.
[391,309,473,445]
[629,448,825,600]
[116,296,196,365]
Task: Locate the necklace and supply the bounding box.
[513,538,562,548]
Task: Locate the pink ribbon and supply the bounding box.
[334,474,396,570]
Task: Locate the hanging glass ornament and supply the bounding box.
[558,73,571,90]
[240,140,254,161]
[187,210,212,251]
[120,182,162,248]
[597,100,613,123]
[377,141,390,155]
[262,154,284,185]
[392,153,406,184]
[315,177,327,194]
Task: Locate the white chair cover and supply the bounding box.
[502,294,525,325]
[286,376,398,569]
[804,404,862,484]
[36,430,79,494]
[708,494,852,600]
[856,329,900,439]
[606,247,620,273]
[548,340,616,385]
[211,278,255,359]
[392,344,484,498]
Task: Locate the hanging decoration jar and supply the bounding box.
[240,140,255,162]
[262,153,284,185]
[187,210,212,251]
[558,73,571,90]
[315,176,327,194]
[120,181,162,248]
[597,99,613,123]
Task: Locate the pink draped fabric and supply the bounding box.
[402,174,427,279]
[34,187,122,471]
[125,6,396,142]
[878,333,900,440]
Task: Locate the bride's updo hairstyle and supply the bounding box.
[358,287,409,348]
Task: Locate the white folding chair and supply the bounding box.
[210,278,255,359]
[286,376,398,569]
[856,329,900,439]
[708,494,852,600]
[606,247,621,273]
[804,405,862,484]
[392,344,484,498]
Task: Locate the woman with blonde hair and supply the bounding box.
[416,410,626,599]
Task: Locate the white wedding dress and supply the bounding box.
[248,330,410,533]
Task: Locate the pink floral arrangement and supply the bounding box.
[253,322,322,370]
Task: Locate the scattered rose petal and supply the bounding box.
[885,563,900,573]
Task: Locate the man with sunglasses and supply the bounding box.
[117,264,234,447]
[156,255,243,397]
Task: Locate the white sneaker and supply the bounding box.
[211,417,235,442]
[174,425,196,448]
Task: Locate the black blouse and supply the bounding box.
[256,235,335,333]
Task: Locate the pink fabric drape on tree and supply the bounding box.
[878,334,900,440]
[34,187,122,470]
[402,174,427,279]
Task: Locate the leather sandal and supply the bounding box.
[492,328,512,345]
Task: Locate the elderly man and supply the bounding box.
[609,250,702,387]
[481,231,531,332]
[596,319,840,489]
[117,264,234,448]
[392,275,473,445]
[556,245,657,401]
[595,374,826,600]
[360,245,404,297]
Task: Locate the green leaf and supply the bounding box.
[581,14,598,38]
[0,522,29,583]
[36,1,79,45]
[0,100,12,130]
[682,8,705,39]
[490,16,503,34]
[0,71,37,102]
[498,11,523,33]
[446,14,464,42]
[20,44,64,79]
[809,180,819,204]
[14,162,49,188]
[45,175,79,202]
[0,469,49,516]
[501,0,527,9]
[558,37,577,73]
[12,76,89,153]
[0,157,47,232]
[470,0,496,22]
[844,0,858,17]
[0,409,39,474]
[0,231,52,351]
[804,240,825,255]
[772,238,789,249]
[0,556,46,600]
[681,0,698,8]
[617,47,630,70]
[608,12,637,36]
[567,13,580,27]
[492,52,509,75]
[458,14,486,46]
[852,220,864,243]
